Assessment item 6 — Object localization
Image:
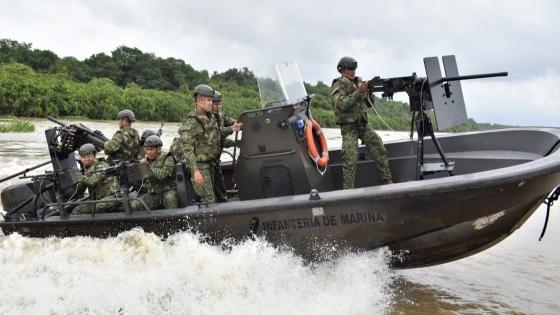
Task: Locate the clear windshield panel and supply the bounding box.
[256,61,307,108]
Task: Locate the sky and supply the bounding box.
[0,0,558,127]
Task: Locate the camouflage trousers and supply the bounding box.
[192,162,216,204]
[340,123,392,189]
[212,161,228,202]
[130,189,178,211]
[73,195,120,215]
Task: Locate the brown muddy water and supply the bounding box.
[0,118,558,315]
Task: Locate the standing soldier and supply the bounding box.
[131,135,177,210]
[104,109,141,162]
[331,56,392,189]
[74,143,119,214]
[177,84,221,203]
[211,91,241,202]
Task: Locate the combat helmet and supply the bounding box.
[212,91,222,102]
[140,129,157,145]
[78,143,97,156]
[117,109,136,122]
[193,84,215,98]
[337,56,358,72]
[144,135,162,147]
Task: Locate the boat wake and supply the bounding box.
[0,229,395,315]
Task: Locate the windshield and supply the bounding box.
[256,61,307,108]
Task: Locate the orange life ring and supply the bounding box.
[305,119,329,169]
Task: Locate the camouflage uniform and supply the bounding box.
[212,111,237,202]
[74,158,119,214]
[137,147,147,160]
[217,112,236,144]
[130,153,177,211]
[331,75,392,189]
[169,137,183,162]
[104,127,141,161]
[176,110,221,203]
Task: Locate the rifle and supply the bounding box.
[94,160,149,214]
[47,116,108,154]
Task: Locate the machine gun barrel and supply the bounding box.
[83,131,108,149]
[0,160,51,183]
[47,116,66,127]
[433,71,508,84]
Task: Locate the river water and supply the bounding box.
[0,118,558,315]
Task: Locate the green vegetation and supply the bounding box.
[443,119,512,132]
[0,38,506,131]
[0,118,35,132]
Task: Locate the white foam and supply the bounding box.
[0,229,395,315]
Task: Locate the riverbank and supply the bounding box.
[0,118,34,132]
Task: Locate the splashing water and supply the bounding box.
[0,229,395,315]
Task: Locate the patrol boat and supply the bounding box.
[1,58,559,268]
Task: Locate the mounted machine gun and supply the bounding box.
[366,55,508,179]
[1,117,110,220]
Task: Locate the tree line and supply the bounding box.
[0,38,501,131]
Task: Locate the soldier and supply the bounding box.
[331,56,392,189]
[176,84,221,203]
[137,129,157,160]
[211,91,242,202]
[74,143,119,214]
[130,135,177,211]
[104,109,141,162]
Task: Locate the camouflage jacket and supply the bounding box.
[216,112,236,148]
[137,147,145,160]
[141,153,176,194]
[77,158,116,200]
[169,137,182,162]
[176,110,220,172]
[104,127,141,161]
[331,75,369,124]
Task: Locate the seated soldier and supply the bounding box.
[74,143,119,214]
[138,129,157,160]
[131,135,177,211]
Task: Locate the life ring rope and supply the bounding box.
[305,118,329,174]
